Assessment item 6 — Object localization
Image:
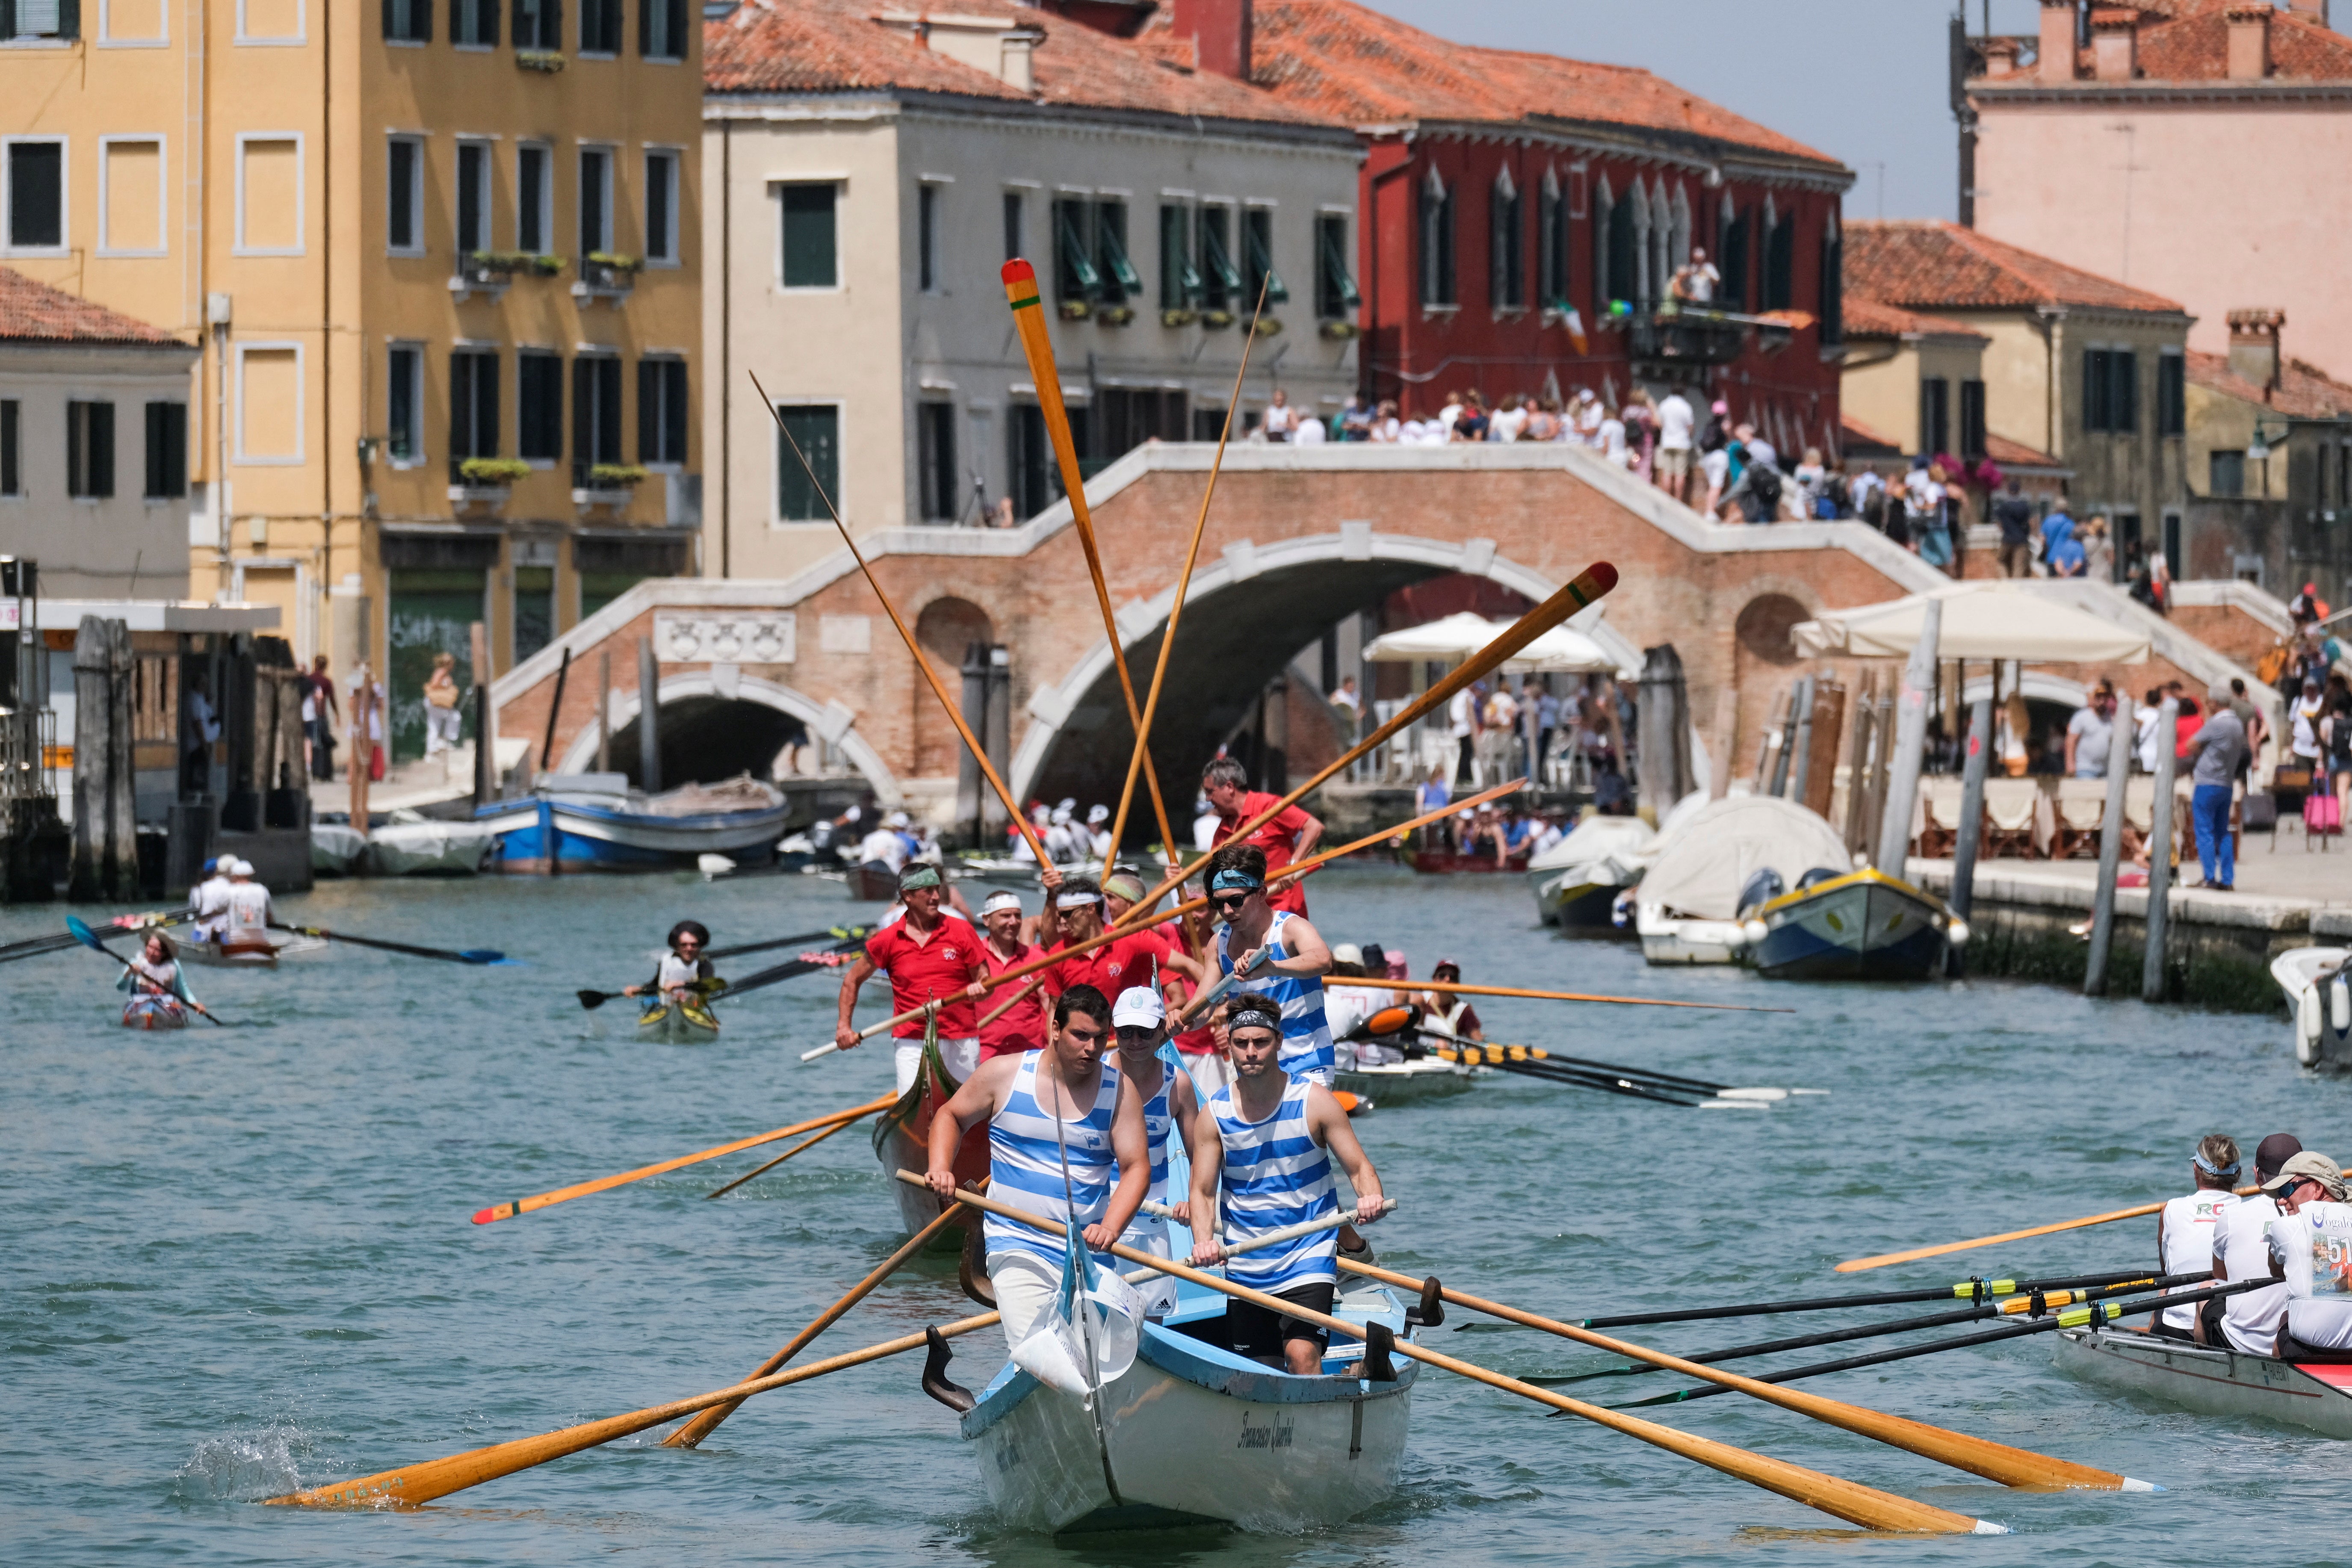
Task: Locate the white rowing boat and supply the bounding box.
[1335,1056,1484,1106]
[2272,947,2352,1072]
[177,929,328,969]
[2053,1326,2352,1438]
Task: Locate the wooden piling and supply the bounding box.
[2082,700,2136,996]
[2142,696,2180,1002]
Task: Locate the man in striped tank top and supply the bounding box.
[925,984,1149,1356]
[1203,843,1336,1086]
[1187,994,1386,1374]
[1110,985,1203,1315]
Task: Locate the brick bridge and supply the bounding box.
[491,444,2275,827]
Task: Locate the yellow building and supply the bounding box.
[0,0,700,760]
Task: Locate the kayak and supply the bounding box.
[637,998,721,1043]
[121,994,187,1030]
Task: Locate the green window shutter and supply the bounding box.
[1317,217,1358,315]
[1054,204,1100,300]
[1201,217,1241,294]
[1244,211,1288,305]
[1098,215,1142,297]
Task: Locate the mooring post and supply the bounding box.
[1947,691,1993,977]
[1873,598,1942,877]
[2083,696,2136,996]
[2142,695,2180,1003]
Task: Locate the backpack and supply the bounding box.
[1748,464,1783,509]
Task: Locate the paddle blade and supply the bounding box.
[577,990,610,1010]
[459,949,508,965]
[65,915,109,954]
[1365,1006,1413,1036]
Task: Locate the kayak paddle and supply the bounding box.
[66,915,233,1028]
[270,921,509,965]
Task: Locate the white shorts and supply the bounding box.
[895,1036,980,1095]
[988,1248,1067,1358]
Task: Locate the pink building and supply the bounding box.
[1964,1,2352,372]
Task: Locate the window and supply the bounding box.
[918,183,939,292]
[383,0,431,43]
[774,402,839,521]
[235,134,300,254]
[2209,449,2245,498]
[917,402,956,522]
[239,0,303,40]
[99,138,165,255]
[513,0,560,51]
[449,348,500,462]
[2157,351,2185,437]
[387,345,423,461]
[1198,205,1238,313]
[1537,174,1568,310]
[6,1,79,39]
[517,143,549,253]
[644,149,678,265]
[579,0,619,53]
[577,146,610,255]
[778,181,837,288]
[0,400,17,496]
[1001,189,1022,264]
[2111,349,2138,434]
[640,0,685,58]
[1718,201,1749,312]
[2083,348,2111,431]
[637,356,686,465]
[1097,199,1141,306]
[1417,171,1454,307]
[517,349,561,460]
[456,141,490,256]
[1008,405,1050,521]
[1919,377,1950,457]
[143,400,187,498]
[1098,388,1184,464]
[1241,207,1285,309]
[1315,213,1357,321]
[572,354,622,481]
[236,343,302,462]
[6,139,64,251]
[1764,207,1795,312]
[1159,203,1199,311]
[1599,181,1634,310]
[1051,195,1097,305]
[1959,379,1986,460]
[453,0,497,45]
[386,136,423,253]
[67,400,114,498]
[1490,169,1523,310]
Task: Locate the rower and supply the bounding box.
[1202,843,1335,1086]
[1036,871,1206,1016]
[218,858,277,958]
[1413,957,1485,1042]
[2153,1135,2242,1342]
[2264,1154,2352,1360]
[1110,985,1201,1317]
[623,921,715,1009]
[118,930,196,1024]
[976,891,1047,1061]
[1203,757,1322,917]
[188,856,230,946]
[1085,803,1113,862]
[2203,1131,2303,1352]
[1185,993,1386,1374]
[835,864,988,1093]
[924,984,1149,1355]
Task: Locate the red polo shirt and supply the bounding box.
[1040,930,1167,1009]
[976,938,1048,1059]
[1211,790,1312,915]
[864,913,984,1038]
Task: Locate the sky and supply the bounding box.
[1347,0,2293,222]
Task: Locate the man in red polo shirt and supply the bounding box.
[834,862,987,1093]
[1202,756,1322,916]
[1037,874,1205,1013]
[974,889,1047,1060]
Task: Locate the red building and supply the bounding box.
[1105,0,1857,454]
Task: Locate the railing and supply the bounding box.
[0,706,55,804]
[1625,304,1788,367]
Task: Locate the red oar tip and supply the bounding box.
[1577,561,1619,597]
[470,1205,507,1225]
[1001,257,1036,286]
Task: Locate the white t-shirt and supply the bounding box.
[2293,694,2325,760]
[2159,1188,2240,1332]
[2214,1195,2291,1353]
[2275,1201,2352,1351]
[223,883,273,942]
[1491,405,1528,443]
[858,827,910,872]
[1903,469,1944,521]
[191,875,232,937]
[1292,413,1326,445]
[1598,416,1627,464]
[1323,983,1383,1042]
[1448,688,1475,740]
[656,952,703,992]
[1262,402,1298,438]
[1657,394,1695,451]
[1438,401,1463,434]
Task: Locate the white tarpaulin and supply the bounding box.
[1527,812,1655,875]
[1791,582,2151,663]
[1636,796,1855,921]
[1360,611,1626,674]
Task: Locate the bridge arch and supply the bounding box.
[558,668,905,808]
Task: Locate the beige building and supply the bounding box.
[0,0,701,759]
[2179,308,2352,596]
[1836,293,2070,505]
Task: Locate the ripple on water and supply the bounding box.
[171,1420,324,1503]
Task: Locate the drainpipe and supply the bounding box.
[720,115,732,578]
[2036,305,2061,462]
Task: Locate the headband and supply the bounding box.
[980,891,1023,915]
[898,865,943,892]
[1227,999,1283,1034]
[1208,868,1263,894]
[2193,1149,2241,1178]
[1055,890,1101,909]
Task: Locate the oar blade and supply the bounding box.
[459,949,509,965]
[65,914,109,953]
[577,989,610,1010]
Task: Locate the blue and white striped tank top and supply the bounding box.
[983,1051,1123,1267]
[1216,911,1334,1082]
[1209,1076,1336,1289]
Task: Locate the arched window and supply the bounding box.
[1537,166,1570,310]
[1419,165,1456,307]
[1628,179,1652,308]
[1490,164,1525,309]
[1718,192,1748,312]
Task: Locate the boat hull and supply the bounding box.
[873,1037,988,1243]
[177,930,326,969]
[2053,1326,2352,1438]
[2273,948,2352,1071]
[845,860,901,901]
[478,795,791,874]
[1635,904,1746,966]
[1751,871,1950,982]
[637,1000,720,1044]
[1410,850,1527,875]
[121,997,186,1029]
[1334,1058,1482,1105]
[1528,870,1629,932]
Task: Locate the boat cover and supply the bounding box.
[1526,813,1655,878]
[1637,796,1855,920]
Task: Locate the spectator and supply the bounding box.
[2291,674,2328,777]
[182,673,220,796]
[1668,245,1720,304]
[1850,467,1887,531]
[2326,673,2352,823]
[1452,392,1490,443]
[1414,765,1451,848]
[1904,456,1948,566]
[1370,399,1401,443]
[1596,402,1628,467]
[1292,404,1327,445]
[1480,683,1521,781]
[1448,681,1480,785]
[1992,480,2034,578]
[2131,551,2173,615]
[990,495,1017,528]
[2134,687,2166,774]
[1489,393,1529,443]
[2173,694,2203,762]
[1260,389,1299,442]
[1698,399,1731,456]
[423,651,464,764]
[2039,502,2075,567]
[1720,444,1785,524]
[305,654,339,781]
[1338,396,1372,443]
[1534,682,1561,781]
[2290,581,2328,628]
[1327,675,1360,723]
[2064,682,2119,777]
[1792,447,1828,517]
[2047,522,2087,579]
[1654,385,1696,503]
[1438,390,1465,438]
[2180,682,2248,891]
[1574,389,1606,446]
[1621,389,1658,480]
[1524,396,1563,443]
[2081,514,2113,582]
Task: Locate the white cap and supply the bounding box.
[1051,806,1074,824]
[1330,942,1363,966]
[886,811,910,829]
[221,856,249,876]
[1087,804,1110,824]
[1111,986,1166,1029]
[981,890,1024,916]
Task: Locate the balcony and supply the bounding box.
[571,253,640,307]
[1624,303,1793,371]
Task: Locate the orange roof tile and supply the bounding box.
[2130,3,2352,80]
[1983,431,2066,470]
[1840,411,1902,454]
[0,267,181,346]
[1841,296,1988,340]
[2184,348,2352,419]
[1223,0,1844,168]
[1844,219,2186,315]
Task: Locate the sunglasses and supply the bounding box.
[1114,1025,1160,1044]
[1209,892,1252,912]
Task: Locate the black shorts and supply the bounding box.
[1227,1281,1336,1360]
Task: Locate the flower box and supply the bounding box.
[1095,304,1135,327]
[1200,309,1235,330]
[588,464,648,489]
[517,49,565,72]
[1319,319,1358,341]
[1160,307,1198,328]
[1058,300,1092,322]
[459,457,531,486]
[1250,316,1283,338]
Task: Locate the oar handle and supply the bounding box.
[799,1012,911,1063]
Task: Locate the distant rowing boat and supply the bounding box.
[2054,1325,2352,1438]
[1334,1056,1483,1105]
[178,930,327,969]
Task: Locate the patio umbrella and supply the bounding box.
[1791,582,2151,663]
[1362,612,1627,674]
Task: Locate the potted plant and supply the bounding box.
[1250,316,1283,338]
[1319,319,1358,341]
[526,254,567,277]
[1200,308,1235,330]
[517,48,564,72]
[1058,299,1092,322]
[458,456,531,487]
[1095,304,1135,327]
[588,463,648,490]
[1161,307,1198,328]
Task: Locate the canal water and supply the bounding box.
[6,864,2349,1565]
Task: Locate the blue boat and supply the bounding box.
[1748,867,1960,982]
[476,775,792,874]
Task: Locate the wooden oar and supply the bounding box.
[270,921,508,965]
[800,778,1530,1063]
[702,1114,862,1200]
[1002,257,1184,872]
[907,1176,2003,1535]
[1834,1188,2260,1273]
[2,910,188,963]
[1575,1267,2172,1331]
[66,915,233,1028]
[469,1095,894,1223]
[706,925,869,962]
[1338,1255,2151,1492]
[756,370,1052,871]
[663,1195,973,1447]
[1326,974,1794,1015]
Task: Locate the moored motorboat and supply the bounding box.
[636,998,721,1044]
[1748,868,1963,982]
[1634,795,1855,968]
[873,1035,988,1245]
[1525,814,1655,929]
[476,774,791,874]
[2273,947,2352,1071]
[2053,1325,2352,1438]
[1409,848,1528,875]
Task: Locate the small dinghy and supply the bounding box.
[1525,813,1654,928]
[2054,1325,2352,1438]
[2273,947,2352,1071]
[636,998,721,1044]
[177,929,327,969]
[1748,867,1965,982]
[873,1035,987,1246]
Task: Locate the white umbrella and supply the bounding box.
[1362,612,1625,674]
[1791,582,2151,663]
